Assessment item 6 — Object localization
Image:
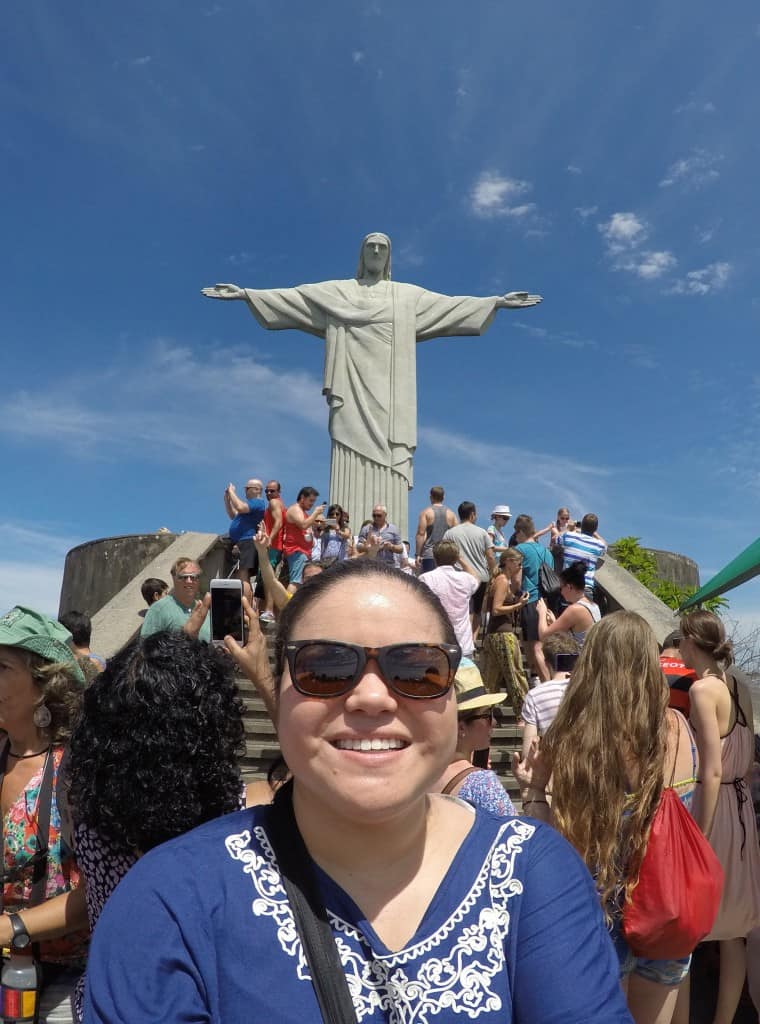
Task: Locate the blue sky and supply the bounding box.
[2,0,760,627]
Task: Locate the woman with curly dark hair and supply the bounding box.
[0,606,89,1023]
[65,629,253,1021]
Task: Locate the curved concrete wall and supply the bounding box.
[59,534,178,617]
[643,548,700,590]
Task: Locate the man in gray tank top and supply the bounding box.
[414,486,458,573]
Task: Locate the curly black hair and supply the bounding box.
[66,631,246,857]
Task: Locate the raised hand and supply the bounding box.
[512,737,551,792]
[498,291,543,309]
[224,596,275,718]
[183,593,211,640]
[254,522,271,553]
[201,283,246,300]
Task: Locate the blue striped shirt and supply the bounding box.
[560,532,606,591]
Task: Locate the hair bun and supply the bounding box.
[715,640,733,663]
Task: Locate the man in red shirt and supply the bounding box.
[659,630,697,715]
[283,486,325,592]
[258,480,287,622]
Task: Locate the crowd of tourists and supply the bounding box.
[1,478,760,1023]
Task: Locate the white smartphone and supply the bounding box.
[210,579,244,644]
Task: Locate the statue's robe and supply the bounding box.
[244,279,500,539]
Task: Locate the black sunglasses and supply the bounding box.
[285,640,461,699]
[461,710,494,723]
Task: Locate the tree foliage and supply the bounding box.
[610,536,729,614]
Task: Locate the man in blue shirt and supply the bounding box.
[224,478,267,586]
[560,513,607,596]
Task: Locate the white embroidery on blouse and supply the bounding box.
[224,819,536,1021]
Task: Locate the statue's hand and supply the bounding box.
[500,291,543,309]
[201,283,246,300]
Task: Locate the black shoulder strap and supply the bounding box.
[0,736,8,913]
[30,748,56,906]
[0,741,56,911]
[730,672,748,728]
[267,782,357,1024]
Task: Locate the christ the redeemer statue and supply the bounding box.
[202,232,542,540]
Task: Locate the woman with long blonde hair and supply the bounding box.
[514,611,700,1024]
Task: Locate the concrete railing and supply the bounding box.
[595,555,679,644]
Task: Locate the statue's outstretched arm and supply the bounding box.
[495,291,543,309]
[201,283,246,300]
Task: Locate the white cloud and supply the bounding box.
[397,242,424,267]
[0,339,327,465]
[659,149,723,189]
[566,164,582,175]
[695,221,721,245]
[673,100,716,114]
[575,205,598,220]
[0,522,80,559]
[598,213,676,282]
[0,523,83,617]
[469,172,535,219]
[508,204,536,218]
[598,212,648,253]
[129,56,152,67]
[352,50,365,63]
[633,250,677,280]
[666,261,732,296]
[513,322,548,339]
[513,322,598,349]
[0,562,63,618]
[419,425,609,490]
[623,344,659,370]
[227,251,253,265]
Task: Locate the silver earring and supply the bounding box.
[33,704,52,729]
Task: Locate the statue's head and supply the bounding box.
[356,232,392,281]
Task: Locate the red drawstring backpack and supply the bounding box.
[622,722,723,959]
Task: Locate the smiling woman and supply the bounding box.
[83,561,632,1024]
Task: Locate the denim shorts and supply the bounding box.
[611,920,691,986]
[286,551,308,584]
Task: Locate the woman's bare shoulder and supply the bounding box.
[689,673,725,698]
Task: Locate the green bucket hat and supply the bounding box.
[0,606,86,685]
